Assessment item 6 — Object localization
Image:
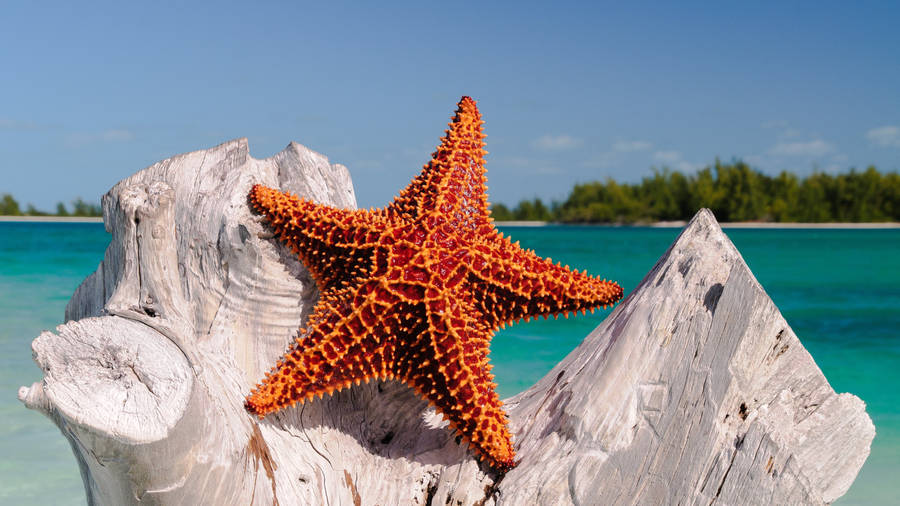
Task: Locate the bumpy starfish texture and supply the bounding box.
[245,96,623,471]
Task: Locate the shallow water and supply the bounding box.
[0,222,896,504]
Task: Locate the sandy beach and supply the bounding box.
[715,221,900,229]
[0,216,104,223]
[497,220,900,229]
[2,216,899,228]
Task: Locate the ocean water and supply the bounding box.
[0,222,897,504]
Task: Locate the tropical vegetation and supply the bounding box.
[3,162,898,223]
[490,162,899,223]
[0,194,102,217]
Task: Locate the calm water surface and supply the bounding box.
[0,222,896,504]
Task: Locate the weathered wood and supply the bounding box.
[19,139,874,505]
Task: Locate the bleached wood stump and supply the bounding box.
[19,139,874,505]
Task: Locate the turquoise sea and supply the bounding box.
[1,222,897,504]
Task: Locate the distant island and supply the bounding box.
[3,162,898,224]
[0,194,102,218]
[491,162,899,224]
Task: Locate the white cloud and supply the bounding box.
[497,156,534,167]
[778,128,803,139]
[831,153,849,163]
[579,139,658,170]
[350,159,385,169]
[653,150,682,163]
[100,129,134,142]
[768,139,834,157]
[580,152,615,169]
[744,154,764,166]
[0,118,39,130]
[533,134,582,151]
[613,139,653,152]
[866,125,900,147]
[65,129,135,147]
[651,150,700,172]
[674,160,702,172]
[761,120,788,129]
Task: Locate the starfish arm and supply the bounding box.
[385,97,492,234]
[398,296,515,470]
[467,233,624,329]
[250,184,383,290]
[245,283,401,417]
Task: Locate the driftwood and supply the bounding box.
[19,139,874,505]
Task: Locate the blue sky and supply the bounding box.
[2,1,899,211]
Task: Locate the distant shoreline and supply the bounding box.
[1,216,898,229]
[0,216,103,223]
[496,220,900,229]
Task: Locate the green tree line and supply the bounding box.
[491,162,900,223]
[0,194,102,217]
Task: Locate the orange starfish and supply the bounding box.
[245,96,623,470]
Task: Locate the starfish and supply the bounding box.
[245,96,623,470]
